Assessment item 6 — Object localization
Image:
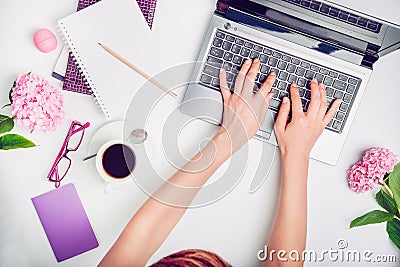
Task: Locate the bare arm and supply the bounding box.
[98,59,275,267]
[265,80,340,267]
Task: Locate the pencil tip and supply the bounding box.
[98,42,102,46]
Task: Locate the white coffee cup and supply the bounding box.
[95,140,136,186]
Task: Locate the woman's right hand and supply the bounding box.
[274,78,341,160]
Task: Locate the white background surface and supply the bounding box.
[0,0,399,266]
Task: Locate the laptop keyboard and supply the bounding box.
[199,30,362,134]
[282,0,382,33]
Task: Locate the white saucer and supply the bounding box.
[86,120,158,182]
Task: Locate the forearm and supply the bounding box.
[265,153,309,267]
[99,131,231,267]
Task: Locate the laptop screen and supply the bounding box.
[225,0,400,62]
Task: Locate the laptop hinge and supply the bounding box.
[361,43,380,69]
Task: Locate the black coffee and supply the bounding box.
[102,144,136,179]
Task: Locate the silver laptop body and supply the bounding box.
[181,0,400,165]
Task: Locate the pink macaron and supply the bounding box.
[33,28,58,53]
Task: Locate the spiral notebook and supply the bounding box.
[58,0,215,119]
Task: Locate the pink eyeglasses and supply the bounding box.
[47,121,90,188]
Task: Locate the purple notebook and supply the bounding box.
[62,0,158,95]
[32,183,99,262]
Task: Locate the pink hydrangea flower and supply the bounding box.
[10,73,64,132]
[347,161,375,193]
[347,148,397,193]
[362,148,396,184]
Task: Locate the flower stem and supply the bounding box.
[382,181,394,199]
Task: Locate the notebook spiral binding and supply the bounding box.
[57,22,111,119]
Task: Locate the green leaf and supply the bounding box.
[0,115,14,134]
[388,162,400,213]
[0,134,35,150]
[387,219,400,249]
[350,210,394,228]
[376,189,399,216]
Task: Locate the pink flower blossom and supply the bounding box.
[10,73,64,132]
[347,148,397,193]
[347,161,375,193]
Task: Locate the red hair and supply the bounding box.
[150,249,232,267]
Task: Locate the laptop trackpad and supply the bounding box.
[259,110,276,140]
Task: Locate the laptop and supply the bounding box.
[181,0,400,165]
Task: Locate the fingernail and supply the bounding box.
[312,78,317,83]
[291,82,297,88]
[220,68,225,73]
[245,59,252,65]
[268,92,273,99]
[253,58,260,63]
[270,71,276,76]
[283,97,289,103]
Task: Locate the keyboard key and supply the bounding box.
[348,78,358,85]
[222,62,233,71]
[210,47,224,58]
[226,72,234,82]
[270,68,280,76]
[298,87,305,97]
[291,58,301,65]
[301,0,311,7]
[268,57,278,67]
[320,4,330,14]
[329,7,339,17]
[338,74,348,82]
[343,93,352,103]
[315,73,324,83]
[216,31,225,38]
[336,111,345,121]
[231,44,241,54]
[305,70,315,79]
[339,102,349,112]
[310,65,320,71]
[288,74,297,84]
[286,64,296,73]
[327,97,334,106]
[253,45,263,52]
[295,67,306,76]
[213,38,223,47]
[272,51,282,58]
[259,74,268,83]
[244,42,253,49]
[231,64,241,74]
[264,48,273,55]
[222,41,232,51]
[207,56,223,68]
[329,71,338,78]
[240,48,250,57]
[367,22,378,31]
[298,78,307,87]
[348,15,358,23]
[260,65,270,74]
[346,84,356,94]
[223,52,233,61]
[320,68,329,75]
[203,65,220,77]
[357,18,368,27]
[310,1,321,10]
[325,87,334,97]
[212,78,220,87]
[273,79,278,87]
[235,38,244,45]
[200,74,212,84]
[278,72,289,81]
[232,55,243,65]
[332,121,342,131]
[226,35,235,42]
[277,60,288,70]
[300,61,310,69]
[279,91,289,99]
[323,76,333,86]
[271,88,279,98]
[260,54,269,63]
[282,55,291,62]
[332,80,346,90]
[269,98,280,110]
[304,90,311,99]
[334,90,344,99]
[301,98,308,108]
[338,11,349,20]
[250,51,260,59]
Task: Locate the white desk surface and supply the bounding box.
[0,0,399,266]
